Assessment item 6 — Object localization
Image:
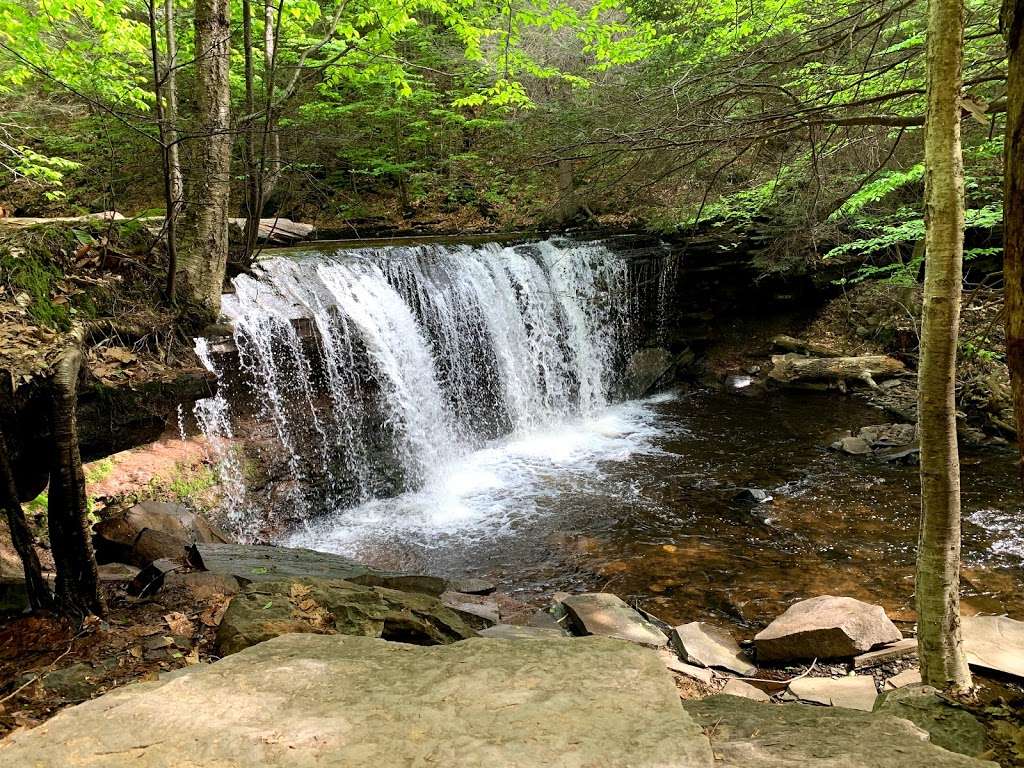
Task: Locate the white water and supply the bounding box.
[197,237,671,541]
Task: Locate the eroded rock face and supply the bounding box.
[561,593,668,648]
[0,634,714,768]
[216,578,476,655]
[622,347,675,399]
[683,695,994,768]
[670,621,755,676]
[754,595,902,662]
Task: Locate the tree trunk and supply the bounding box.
[178,0,232,317]
[916,0,972,693]
[1002,0,1024,480]
[0,429,53,610]
[164,0,182,301]
[242,0,261,263]
[262,0,282,205]
[47,341,105,617]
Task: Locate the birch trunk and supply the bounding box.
[1003,0,1024,479]
[178,0,232,317]
[916,0,972,692]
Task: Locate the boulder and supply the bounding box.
[732,488,772,504]
[876,684,988,757]
[190,543,446,596]
[215,578,476,656]
[961,614,1024,679]
[834,436,872,455]
[754,595,902,662]
[94,501,230,567]
[788,675,878,711]
[561,593,668,647]
[670,622,756,676]
[683,695,994,767]
[528,609,568,633]
[164,570,240,599]
[0,634,715,768]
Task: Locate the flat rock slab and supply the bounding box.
[684,695,995,768]
[190,543,447,596]
[755,595,902,662]
[216,578,475,655]
[478,624,568,640]
[852,637,918,668]
[657,650,714,683]
[562,593,668,647]
[671,621,756,675]
[440,590,500,627]
[885,668,922,689]
[788,675,878,711]
[962,614,1024,679]
[877,684,988,758]
[0,634,714,768]
[721,678,771,702]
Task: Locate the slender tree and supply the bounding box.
[1003,0,1024,477]
[915,0,972,692]
[178,0,233,316]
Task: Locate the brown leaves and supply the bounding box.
[163,612,194,637]
[199,597,230,628]
[288,582,334,631]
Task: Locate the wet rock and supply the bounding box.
[788,675,877,711]
[94,501,230,567]
[0,577,28,613]
[216,578,476,656]
[876,684,987,757]
[884,668,922,689]
[440,591,499,628]
[96,563,140,582]
[852,637,918,668]
[961,614,1024,679]
[622,347,675,399]
[561,593,668,648]
[833,436,872,455]
[732,488,773,504]
[670,621,756,676]
[0,634,714,768]
[754,595,902,662]
[191,543,446,596]
[478,624,568,640]
[684,695,994,767]
[447,577,495,595]
[721,678,771,702]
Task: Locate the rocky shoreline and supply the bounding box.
[2,497,1022,765]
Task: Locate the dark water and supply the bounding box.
[287,387,1024,632]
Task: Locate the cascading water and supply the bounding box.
[197,237,675,544]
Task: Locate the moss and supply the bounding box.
[0,248,71,329]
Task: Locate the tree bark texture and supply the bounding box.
[47,342,105,617]
[916,0,972,693]
[1003,0,1024,479]
[178,0,232,317]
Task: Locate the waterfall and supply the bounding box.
[197,237,671,539]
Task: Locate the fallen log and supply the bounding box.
[768,353,906,390]
[770,335,845,358]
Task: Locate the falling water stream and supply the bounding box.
[197,236,1024,627]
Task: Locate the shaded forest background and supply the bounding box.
[0,0,1008,277]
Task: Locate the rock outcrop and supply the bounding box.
[0,634,715,768]
[94,501,230,567]
[216,578,476,655]
[754,595,902,662]
[876,684,988,758]
[684,695,994,768]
